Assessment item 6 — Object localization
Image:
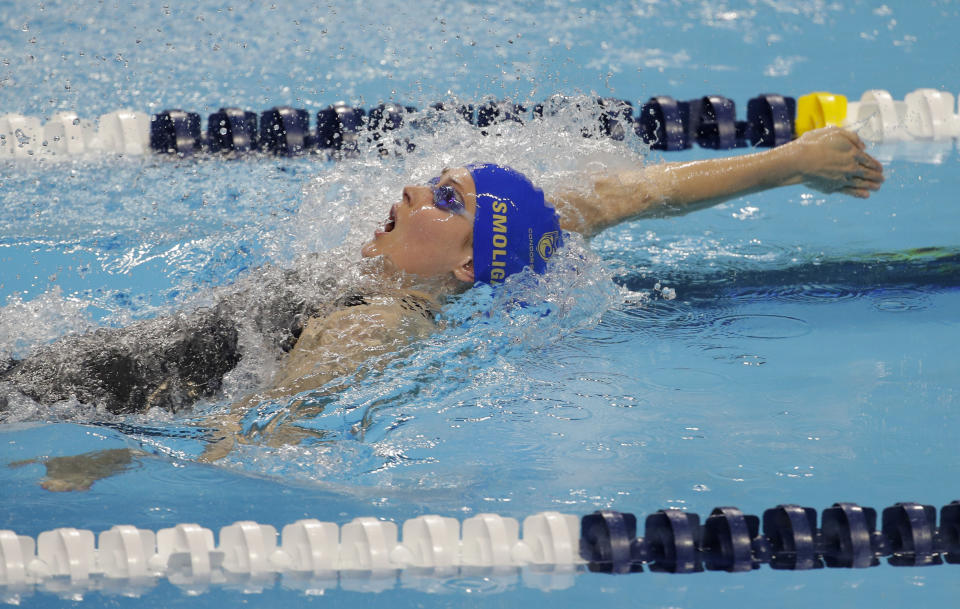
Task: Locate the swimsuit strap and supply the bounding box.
[334,290,437,320]
[397,293,438,321]
[283,290,436,353]
[334,292,371,308]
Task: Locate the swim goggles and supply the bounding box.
[428,176,467,215]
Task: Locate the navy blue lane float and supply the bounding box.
[747,93,796,147]
[579,500,960,574]
[259,106,311,155]
[637,95,691,151]
[476,100,526,129]
[637,93,796,151]
[150,109,202,155]
[316,101,365,152]
[207,107,257,152]
[147,93,799,157]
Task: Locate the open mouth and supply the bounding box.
[378,204,397,234]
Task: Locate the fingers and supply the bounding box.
[850,164,884,184]
[836,166,883,199]
[841,171,883,196]
[851,176,882,191]
[839,186,871,199]
[837,127,867,151]
[856,151,884,174]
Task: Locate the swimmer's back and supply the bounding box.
[0,269,438,416]
[268,290,438,396]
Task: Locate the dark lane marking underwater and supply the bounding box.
[614,247,960,303]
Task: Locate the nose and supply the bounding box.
[402,184,432,209]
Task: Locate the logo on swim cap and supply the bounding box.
[537,231,560,261]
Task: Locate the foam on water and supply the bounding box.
[0,286,93,360]
[0,104,642,445]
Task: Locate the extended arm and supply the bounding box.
[552,127,885,237]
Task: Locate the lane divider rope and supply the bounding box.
[1,501,958,600]
[1,88,958,161]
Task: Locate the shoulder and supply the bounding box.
[299,290,439,347]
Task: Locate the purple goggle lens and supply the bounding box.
[428,176,466,215]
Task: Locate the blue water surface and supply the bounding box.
[2,1,959,607]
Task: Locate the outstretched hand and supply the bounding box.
[9,448,141,492]
[791,127,884,198]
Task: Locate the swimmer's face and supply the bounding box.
[362,167,477,283]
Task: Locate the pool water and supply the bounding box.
[2,0,960,606]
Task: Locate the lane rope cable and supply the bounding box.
[1,88,959,163]
[1,500,959,600]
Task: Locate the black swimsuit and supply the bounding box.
[1,305,242,414]
[0,267,436,416]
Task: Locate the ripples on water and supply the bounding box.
[3,95,960,511]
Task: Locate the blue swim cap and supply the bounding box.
[468,163,563,286]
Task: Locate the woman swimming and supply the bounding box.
[0,126,884,433]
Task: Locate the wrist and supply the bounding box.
[768,139,806,187]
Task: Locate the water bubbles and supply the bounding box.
[732,205,761,220]
[730,354,766,366]
[653,281,676,300]
[0,286,94,360]
[776,465,815,479]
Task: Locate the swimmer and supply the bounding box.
[0,126,883,462]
